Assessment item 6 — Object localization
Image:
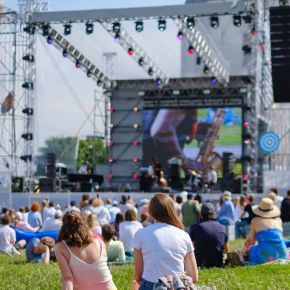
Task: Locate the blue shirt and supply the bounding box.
[28,212,42,228]
[216,200,235,222]
[26,238,43,262]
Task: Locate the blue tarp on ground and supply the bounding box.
[13,227,58,243]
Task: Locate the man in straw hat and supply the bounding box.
[245,197,288,264]
[216,191,235,225]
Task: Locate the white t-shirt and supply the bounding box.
[133,223,194,283]
[43,207,56,222]
[41,218,63,232]
[90,206,111,226]
[119,221,143,252]
[0,225,16,252]
[109,206,121,223]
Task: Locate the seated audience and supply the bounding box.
[133,193,198,289]
[79,194,90,210]
[119,209,143,256]
[87,213,102,237]
[28,202,42,228]
[14,212,39,232]
[108,201,121,224]
[114,213,124,239]
[102,224,125,262]
[55,211,116,290]
[190,203,228,268]
[89,198,111,226]
[26,236,55,264]
[41,210,63,232]
[182,193,200,232]
[0,215,25,256]
[140,212,152,227]
[281,190,290,222]
[63,201,80,214]
[245,198,288,264]
[43,201,56,222]
[269,188,283,208]
[216,191,235,225]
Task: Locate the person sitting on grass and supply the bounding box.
[190,202,229,268]
[26,236,55,264]
[245,198,288,265]
[14,212,39,232]
[0,215,26,256]
[55,211,116,290]
[102,224,126,262]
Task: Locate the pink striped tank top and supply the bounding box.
[63,240,116,290]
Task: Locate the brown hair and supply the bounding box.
[1,215,11,225]
[31,202,40,212]
[87,213,99,229]
[40,237,55,249]
[125,209,137,221]
[149,193,184,230]
[102,224,115,242]
[57,211,93,247]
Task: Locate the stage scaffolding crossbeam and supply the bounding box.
[28,1,248,24]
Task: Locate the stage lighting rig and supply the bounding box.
[196,56,201,65]
[23,25,35,35]
[158,20,166,31]
[128,48,134,56]
[203,65,209,75]
[62,49,68,57]
[177,31,183,41]
[85,22,94,34]
[64,23,72,35]
[186,17,195,30]
[42,23,50,36]
[22,54,34,62]
[210,16,219,29]
[22,82,34,90]
[47,36,52,44]
[112,22,121,34]
[155,78,161,87]
[233,15,242,27]
[242,13,252,24]
[22,108,33,115]
[75,60,81,68]
[21,133,33,140]
[242,45,252,54]
[148,67,154,76]
[135,20,144,32]
[187,45,194,54]
[138,57,145,66]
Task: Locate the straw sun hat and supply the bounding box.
[252,197,280,218]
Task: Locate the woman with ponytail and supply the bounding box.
[133,193,198,290]
[55,211,116,290]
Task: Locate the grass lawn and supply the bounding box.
[0,239,288,290]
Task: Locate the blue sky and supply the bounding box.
[2,0,185,11]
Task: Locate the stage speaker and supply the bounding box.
[270,6,290,102]
[222,152,235,179]
[39,177,55,192]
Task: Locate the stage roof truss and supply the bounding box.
[37,23,114,89]
[27,1,248,24]
[100,21,169,85]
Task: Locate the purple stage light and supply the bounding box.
[155,78,161,87]
[62,49,68,58]
[177,31,183,41]
[114,33,121,43]
[210,77,217,85]
[47,36,52,44]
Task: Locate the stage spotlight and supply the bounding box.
[22,82,33,90]
[42,24,49,36]
[155,78,161,87]
[114,33,121,43]
[22,108,33,115]
[23,25,35,35]
[242,45,252,54]
[148,67,154,76]
[109,107,115,113]
[133,173,139,180]
[21,133,33,140]
[187,45,194,55]
[243,122,250,128]
[210,77,217,85]
[108,157,114,163]
[210,16,219,29]
[243,175,249,181]
[203,65,209,75]
[177,31,183,41]
[87,70,92,78]
[133,107,139,112]
[250,27,256,36]
[75,60,81,68]
[138,57,145,66]
[85,23,94,35]
[133,123,139,129]
[158,20,166,31]
[47,36,53,44]
[109,140,114,147]
[133,157,139,163]
[113,22,121,34]
[233,15,242,27]
[64,23,72,35]
[133,140,139,146]
[97,80,103,87]
[62,49,68,57]
[109,123,114,128]
[22,54,34,62]
[108,174,113,180]
[187,17,195,30]
[20,155,32,162]
[242,14,252,24]
[135,20,144,32]
[196,56,201,65]
[128,48,134,56]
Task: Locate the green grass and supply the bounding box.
[0,239,288,290]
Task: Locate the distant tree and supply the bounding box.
[76,138,106,172]
[35,136,78,175]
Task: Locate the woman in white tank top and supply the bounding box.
[55,211,116,290]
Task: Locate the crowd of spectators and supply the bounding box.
[0,188,289,289]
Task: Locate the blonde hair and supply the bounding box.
[87,213,99,229]
[92,198,103,207]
